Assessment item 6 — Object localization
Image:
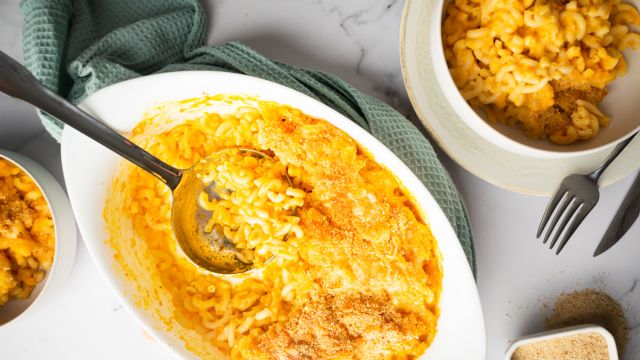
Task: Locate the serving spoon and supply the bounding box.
[0,50,271,274]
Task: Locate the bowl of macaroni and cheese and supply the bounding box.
[61,71,485,359]
[0,150,76,328]
[432,0,640,157]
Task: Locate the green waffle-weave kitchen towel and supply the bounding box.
[20,0,475,271]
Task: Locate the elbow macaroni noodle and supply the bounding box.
[443,0,640,144]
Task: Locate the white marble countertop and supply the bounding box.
[1,0,639,359]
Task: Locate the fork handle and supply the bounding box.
[589,132,638,182]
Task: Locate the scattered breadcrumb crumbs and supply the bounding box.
[512,333,610,360]
[545,289,629,355]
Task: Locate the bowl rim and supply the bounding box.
[428,0,640,159]
[61,70,486,359]
[0,150,77,328]
[503,324,619,360]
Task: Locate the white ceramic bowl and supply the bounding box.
[430,0,640,158]
[0,150,77,328]
[504,325,619,360]
[400,0,640,195]
[60,71,486,359]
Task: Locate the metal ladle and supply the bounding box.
[0,50,273,274]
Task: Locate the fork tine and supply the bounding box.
[537,188,568,237]
[542,194,574,244]
[555,204,594,254]
[549,200,581,249]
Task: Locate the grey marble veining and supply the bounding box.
[1,0,639,359]
[204,0,412,114]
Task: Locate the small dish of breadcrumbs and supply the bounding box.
[506,325,618,360]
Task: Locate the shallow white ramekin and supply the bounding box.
[504,324,619,360]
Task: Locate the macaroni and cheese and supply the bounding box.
[443,0,640,144]
[105,96,442,359]
[0,159,54,305]
[198,149,304,267]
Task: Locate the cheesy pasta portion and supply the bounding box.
[0,159,54,305]
[443,0,640,144]
[106,97,442,359]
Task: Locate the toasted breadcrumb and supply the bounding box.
[512,333,610,360]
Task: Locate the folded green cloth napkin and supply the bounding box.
[20,0,475,271]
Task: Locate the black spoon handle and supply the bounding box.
[0,50,182,190]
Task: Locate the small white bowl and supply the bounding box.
[505,325,619,360]
[431,0,640,158]
[0,150,77,328]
